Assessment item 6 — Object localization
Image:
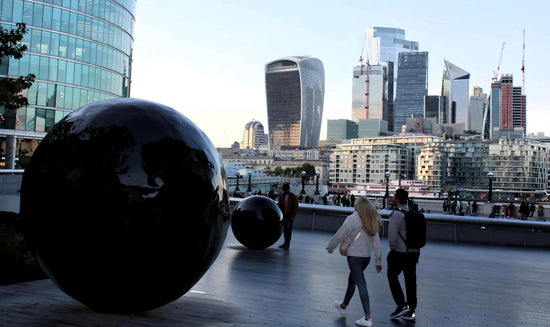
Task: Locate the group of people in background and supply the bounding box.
[442,199,479,216]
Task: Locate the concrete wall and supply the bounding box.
[231,198,550,248]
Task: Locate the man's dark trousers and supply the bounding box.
[387,250,419,310]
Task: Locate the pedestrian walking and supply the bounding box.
[277,183,299,250]
[387,188,421,322]
[326,196,382,327]
[537,204,545,221]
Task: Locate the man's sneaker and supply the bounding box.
[333,300,346,315]
[279,243,286,249]
[390,305,410,319]
[355,316,373,327]
[401,311,416,321]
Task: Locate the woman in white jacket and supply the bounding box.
[326,196,382,327]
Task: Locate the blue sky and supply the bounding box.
[130,0,549,148]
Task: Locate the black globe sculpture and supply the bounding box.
[20,98,230,313]
[231,196,283,249]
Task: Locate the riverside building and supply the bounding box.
[265,56,324,149]
[330,135,549,195]
[0,0,135,167]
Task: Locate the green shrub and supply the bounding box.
[0,211,47,285]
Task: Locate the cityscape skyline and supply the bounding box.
[130,1,548,148]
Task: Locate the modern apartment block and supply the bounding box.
[0,0,135,167]
[331,135,548,193]
[487,138,547,191]
[393,51,428,132]
[329,135,444,190]
[242,120,267,150]
[417,140,490,188]
[265,56,324,149]
[441,60,470,127]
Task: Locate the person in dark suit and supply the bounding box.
[277,183,299,250]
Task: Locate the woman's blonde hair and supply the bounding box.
[355,196,381,235]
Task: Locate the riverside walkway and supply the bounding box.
[0,229,549,327]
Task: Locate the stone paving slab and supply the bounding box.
[0,229,549,326]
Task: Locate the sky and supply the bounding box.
[130,0,549,148]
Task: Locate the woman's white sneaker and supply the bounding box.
[355,316,373,327]
[333,300,346,315]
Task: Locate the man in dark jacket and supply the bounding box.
[387,188,420,322]
[277,183,299,250]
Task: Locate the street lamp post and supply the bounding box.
[301,171,306,195]
[384,171,390,198]
[247,170,252,193]
[384,171,390,209]
[314,171,320,195]
[234,171,240,196]
[487,172,494,203]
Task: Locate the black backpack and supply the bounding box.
[398,209,426,249]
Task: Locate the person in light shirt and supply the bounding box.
[326,197,382,327]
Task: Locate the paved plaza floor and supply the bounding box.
[0,229,549,327]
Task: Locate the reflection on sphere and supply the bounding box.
[231,196,283,249]
[20,98,230,313]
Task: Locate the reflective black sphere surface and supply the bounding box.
[20,98,230,313]
[231,196,283,249]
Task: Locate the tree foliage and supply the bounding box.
[0,23,35,120]
[265,163,318,181]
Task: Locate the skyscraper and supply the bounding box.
[425,95,447,124]
[242,120,267,150]
[441,60,470,127]
[366,27,418,99]
[393,51,428,132]
[469,87,487,133]
[487,74,526,138]
[0,0,135,167]
[351,64,388,123]
[265,56,324,149]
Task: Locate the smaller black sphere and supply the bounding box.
[231,196,283,249]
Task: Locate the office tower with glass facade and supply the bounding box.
[265,56,324,149]
[242,120,267,150]
[326,119,357,141]
[470,86,487,133]
[393,51,428,132]
[357,119,387,138]
[351,64,388,123]
[425,95,447,124]
[366,27,417,102]
[487,74,526,138]
[0,0,135,167]
[441,60,470,128]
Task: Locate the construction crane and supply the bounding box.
[357,34,370,118]
[364,56,370,118]
[521,29,525,93]
[492,42,505,81]
[359,34,366,76]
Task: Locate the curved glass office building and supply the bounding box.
[0,0,135,167]
[265,56,324,149]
